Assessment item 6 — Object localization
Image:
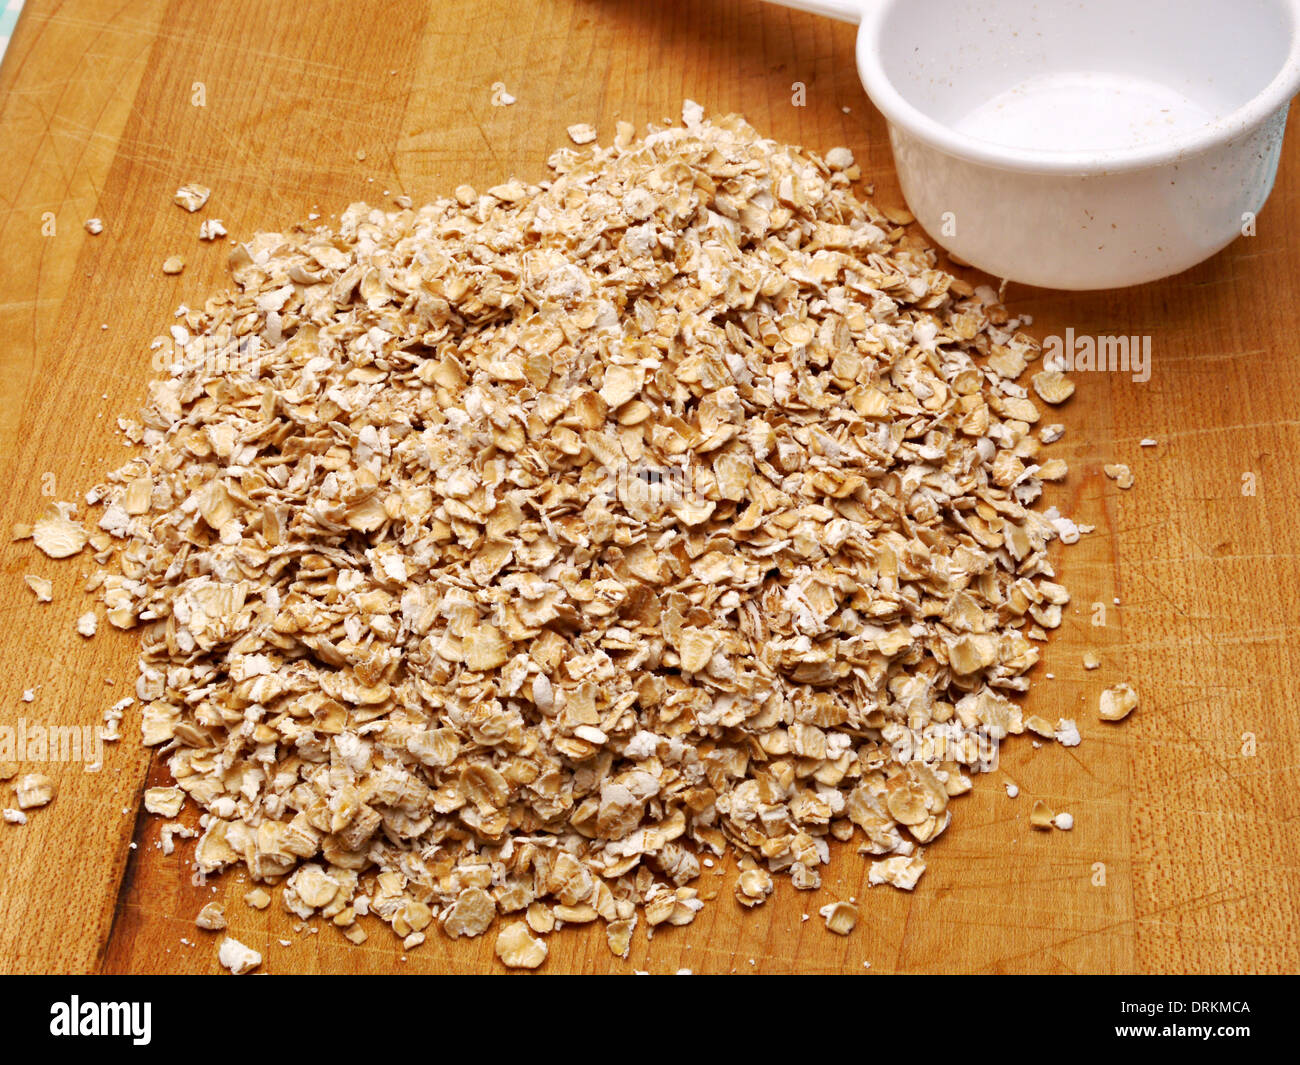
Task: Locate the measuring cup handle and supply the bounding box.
[757,0,864,23]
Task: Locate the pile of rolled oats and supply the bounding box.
[21,104,1086,965]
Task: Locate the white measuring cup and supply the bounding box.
[763,0,1300,289]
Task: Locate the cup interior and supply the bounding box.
[870,0,1298,155]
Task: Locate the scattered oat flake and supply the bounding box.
[162,256,185,275]
[76,611,98,637]
[15,774,55,810]
[1032,370,1075,404]
[1099,682,1139,722]
[217,936,261,974]
[1050,515,1081,544]
[1082,651,1100,670]
[1029,800,1055,830]
[1104,463,1134,489]
[23,575,52,603]
[1036,458,1069,482]
[868,855,926,891]
[143,786,184,817]
[494,922,548,969]
[566,122,597,145]
[158,821,195,855]
[824,146,855,171]
[32,505,87,559]
[195,902,227,930]
[173,183,211,212]
[1053,812,1075,831]
[3,809,27,825]
[1139,438,1158,447]
[199,218,228,241]
[1004,781,1020,798]
[819,901,858,935]
[1025,714,1055,738]
[606,916,636,958]
[735,863,774,908]
[84,218,104,235]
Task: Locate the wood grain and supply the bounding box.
[0,0,1295,975]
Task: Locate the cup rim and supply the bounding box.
[855,0,1300,175]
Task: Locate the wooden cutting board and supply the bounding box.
[0,0,1296,975]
